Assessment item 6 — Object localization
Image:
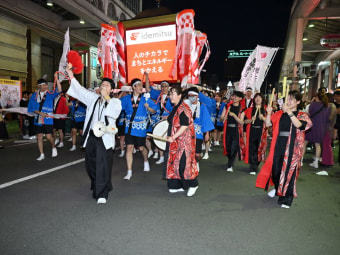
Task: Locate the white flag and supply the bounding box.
[238,48,257,92]
[58,28,70,82]
[253,45,279,91]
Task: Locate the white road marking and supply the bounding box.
[0,158,85,189]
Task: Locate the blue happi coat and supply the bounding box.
[28,90,59,126]
[150,87,173,117]
[121,94,157,137]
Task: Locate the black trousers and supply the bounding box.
[85,133,114,199]
[225,127,239,168]
[249,128,262,173]
[272,136,295,206]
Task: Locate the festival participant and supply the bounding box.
[184,87,214,170]
[116,87,131,158]
[0,95,9,145]
[212,93,225,146]
[146,79,173,164]
[145,99,161,159]
[66,67,122,204]
[120,75,157,180]
[28,78,61,161]
[240,87,253,147]
[202,90,215,160]
[241,93,268,175]
[53,90,69,148]
[165,85,199,197]
[67,96,86,151]
[256,90,312,209]
[20,91,30,139]
[220,90,245,172]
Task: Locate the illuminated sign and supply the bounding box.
[320,34,340,49]
[227,50,254,58]
[126,24,177,83]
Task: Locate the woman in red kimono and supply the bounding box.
[256,90,312,209]
[165,86,198,197]
[241,93,267,175]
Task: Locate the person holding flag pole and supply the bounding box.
[256,80,312,209]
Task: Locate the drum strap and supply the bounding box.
[81,97,100,146]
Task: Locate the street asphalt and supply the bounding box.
[0,137,339,255]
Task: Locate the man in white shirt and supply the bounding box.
[66,67,122,204]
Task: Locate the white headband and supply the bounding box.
[132,80,142,87]
[188,92,199,96]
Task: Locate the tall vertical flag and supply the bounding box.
[115,22,126,88]
[58,28,70,82]
[239,45,278,92]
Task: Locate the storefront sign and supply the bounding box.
[320,34,340,49]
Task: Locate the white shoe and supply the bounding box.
[202,144,206,150]
[147,150,153,158]
[133,148,136,154]
[69,145,76,151]
[54,138,59,145]
[309,160,319,169]
[152,152,159,159]
[123,170,132,180]
[22,135,30,140]
[67,137,73,142]
[36,154,45,161]
[281,204,290,209]
[144,161,150,172]
[249,171,256,175]
[156,157,164,164]
[202,153,209,160]
[169,188,185,193]
[226,167,233,172]
[268,189,276,198]
[118,150,125,158]
[208,147,213,152]
[57,142,64,148]
[97,198,107,204]
[187,186,199,197]
[52,148,58,158]
[214,141,220,146]
[29,136,37,140]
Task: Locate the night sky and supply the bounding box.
[142,0,294,88]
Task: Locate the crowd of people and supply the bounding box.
[1,70,340,208]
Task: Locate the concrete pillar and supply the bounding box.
[27,30,41,92]
[292,18,305,91]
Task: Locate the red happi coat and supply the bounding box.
[166,102,198,180]
[222,102,245,158]
[244,106,268,164]
[256,111,312,197]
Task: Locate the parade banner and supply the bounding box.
[125,24,177,83]
[0,79,21,108]
[252,45,278,91]
[239,45,278,92]
[58,28,70,82]
[238,49,256,92]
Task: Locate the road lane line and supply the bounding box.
[0,158,85,189]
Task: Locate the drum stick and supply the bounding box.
[269,88,275,106]
[252,106,259,124]
[147,133,168,142]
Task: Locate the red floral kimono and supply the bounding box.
[243,106,268,164]
[256,111,312,197]
[166,102,198,180]
[222,102,245,158]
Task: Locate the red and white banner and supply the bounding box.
[98,24,119,79]
[170,9,196,86]
[58,28,70,82]
[116,22,126,88]
[239,45,278,92]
